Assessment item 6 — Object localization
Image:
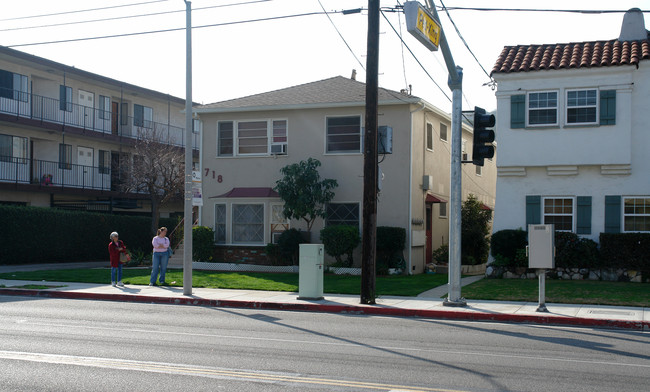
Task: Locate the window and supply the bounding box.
[59,85,72,112]
[98,96,111,120]
[271,120,287,154]
[439,123,448,142]
[98,150,110,174]
[218,121,233,156]
[134,104,153,128]
[0,70,28,102]
[237,121,268,155]
[623,197,650,232]
[543,197,573,231]
[120,102,128,126]
[461,138,468,161]
[215,204,226,244]
[439,202,447,218]
[426,122,433,151]
[326,203,359,227]
[59,143,72,170]
[0,134,27,162]
[270,203,289,243]
[566,89,597,124]
[192,118,201,134]
[475,165,482,176]
[326,116,361,153]
[232,204,264,243]
[527,91,557,126]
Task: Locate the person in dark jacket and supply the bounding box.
[108,231,127,287]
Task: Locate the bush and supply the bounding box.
[554,232,599,268]
[320,225,360,267]
[431,244,448,264]
[490,229,528,265]
[376,226,406,275]
[277,228,307,265]
[600,233,650,271]
[461,195,492,265]
[192,226,215,262]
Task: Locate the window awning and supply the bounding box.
[425,194,447,203]
[480,203,492,211]
[210,187,280,198]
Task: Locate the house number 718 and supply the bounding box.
[204,168,223,182]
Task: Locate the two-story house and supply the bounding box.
[195,75,496,273]
[0,45,199,217]
[490,9,649,240]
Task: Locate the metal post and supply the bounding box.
[537,269,548,312]
[183,0,193,296]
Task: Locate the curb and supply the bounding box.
[2,288,648,331]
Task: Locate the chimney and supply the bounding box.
[619,8,647,41]
[351,69,357,80]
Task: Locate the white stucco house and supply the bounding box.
[490,9,649,241]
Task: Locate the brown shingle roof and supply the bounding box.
[491,39,650,74]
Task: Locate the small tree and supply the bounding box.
[120,129,185,235]
[461,194,492,265]
[274,158,338,232]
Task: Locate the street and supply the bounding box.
[1,295,648,391]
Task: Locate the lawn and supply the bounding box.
[0,268,448,297]
[461,278,650,307]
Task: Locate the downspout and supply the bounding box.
[408,102,426,274]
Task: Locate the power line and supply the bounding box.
[8,10,333,48]
[439,7,649,14]
[0,0,169,22]
[0,0,272,33]
[316,0,365,71]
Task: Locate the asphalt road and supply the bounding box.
[1,295,648,392]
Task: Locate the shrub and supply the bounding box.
[376,226,407,274]
[192,226,215,262]
[554,232,599,268]
[461,195,492,265]
[490,229,528,264]
[277,228,307,265]
[320,225,360,267]
[431,244,448,264]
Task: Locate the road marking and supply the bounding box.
[0,350,464,392]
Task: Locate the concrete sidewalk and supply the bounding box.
[1,277,648,331]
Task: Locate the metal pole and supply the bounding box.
[183,0,193,296]
[537,269,548,312]
[360,0,379,305]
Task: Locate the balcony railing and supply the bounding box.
[0,155,112,191]
[0,88,198,150]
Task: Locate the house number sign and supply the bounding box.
[204,168,223,182]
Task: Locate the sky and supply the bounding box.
[2,0,648,114]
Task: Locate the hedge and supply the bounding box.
[0,205,177,265]
[600,233,650,270]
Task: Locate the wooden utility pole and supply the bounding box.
[361,0,379,305]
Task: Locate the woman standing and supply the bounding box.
[108,232,126,287]
[150,227,170,286]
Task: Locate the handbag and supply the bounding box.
[119,252,131,264]
[166,247,173,257]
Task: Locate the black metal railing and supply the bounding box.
[0,87,199,150]
[0,155,112,191]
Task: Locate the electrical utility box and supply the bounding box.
[378,126,393,154]
[528,224,555,269]
[298,244,324,300]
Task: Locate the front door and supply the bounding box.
[111,101,119,135]
[78,90,94,129]
[77,146,93,188]
[426,204,432,265]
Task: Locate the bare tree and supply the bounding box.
[121,129,185,235]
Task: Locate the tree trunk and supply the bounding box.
[151,197,160,236]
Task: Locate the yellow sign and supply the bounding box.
[416,7,440,48]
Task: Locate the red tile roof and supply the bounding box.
[211,187,280,198]
[491,39,650,74]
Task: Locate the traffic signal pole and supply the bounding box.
[424,0,466,306]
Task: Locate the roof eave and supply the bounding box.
[195,98,423,114]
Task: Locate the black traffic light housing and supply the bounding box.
[472,106,495,166]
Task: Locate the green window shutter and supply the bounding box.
[576,196,592,234]
[600,90,616,125]
[526,195,541,226]
[511,94,526,129]
[604,195,621,233]
[59,85,67,111]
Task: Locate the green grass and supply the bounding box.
[462,278,650,307]
[0,268,448,297]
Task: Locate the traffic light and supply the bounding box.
[472,106,495,166]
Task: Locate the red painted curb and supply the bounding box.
[1,288,647,331]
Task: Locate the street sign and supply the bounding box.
[404,1,440,51]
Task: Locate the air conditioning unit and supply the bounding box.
[272,232,283,243]
[422,175,433,190]
[270,143,287,155]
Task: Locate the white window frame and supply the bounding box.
[231,203,265,245]
[439,122,448,142]
[426,122,434,151]
[475,165,482,176]
[217,119,287,157]
[623,197,650,233]
[270,203,289,243]
[237,119,269,156]
[98,95,111,120]
[0,134,27,161]
[214,203,227,244]
[527,91,559,127]
[542,197,575,232]
[325,115,362,154]
[439,202,447,219]
[134,104,153,129]
[565,88,598,126]
[217,121,234,157]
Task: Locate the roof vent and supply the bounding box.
[619,8,646,41]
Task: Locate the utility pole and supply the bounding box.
[360,0,380,305]
[183,0,193,296]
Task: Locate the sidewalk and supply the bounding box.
[1,274,647,331]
